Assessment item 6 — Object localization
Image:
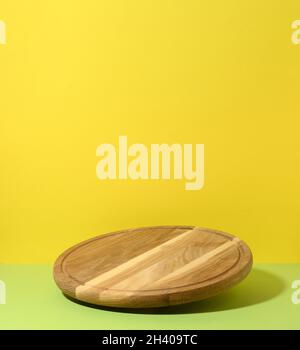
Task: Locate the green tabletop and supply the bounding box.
[0,264,299,330]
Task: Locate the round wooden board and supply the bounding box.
[53,226,253,308]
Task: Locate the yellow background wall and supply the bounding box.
[0,1,299,263]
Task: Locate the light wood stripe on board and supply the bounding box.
[75,228,200,294]
[75,232,239,296]
[106,237,240,291]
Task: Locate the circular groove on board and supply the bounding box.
[53,226,253,308]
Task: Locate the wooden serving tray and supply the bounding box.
[53,226,252,308]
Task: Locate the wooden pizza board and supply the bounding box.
[53,226,253,308]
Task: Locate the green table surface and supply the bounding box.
[0,264,299,330]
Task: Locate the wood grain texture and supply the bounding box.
[53,226,253,308]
